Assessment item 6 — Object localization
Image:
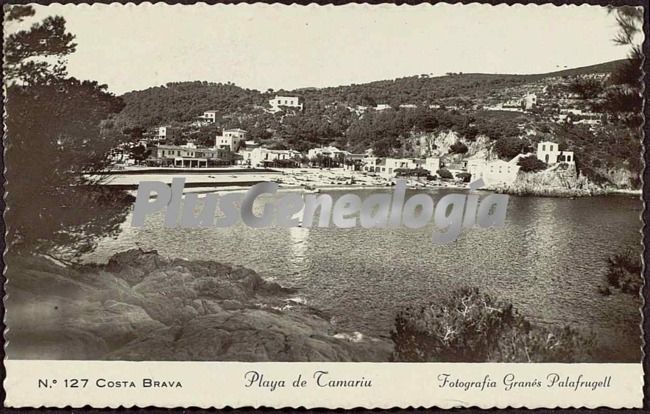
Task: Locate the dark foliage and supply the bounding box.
[5,5,132,257]
[391,287,595,362]
[436,168,453,180]
[517,155,547,173]
[604,250,642,295]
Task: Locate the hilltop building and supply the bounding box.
[536,141,574,165]
[269,96,304,113]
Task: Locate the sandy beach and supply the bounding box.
[96,166,470,194]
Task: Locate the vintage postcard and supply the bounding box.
[2,1,646,409]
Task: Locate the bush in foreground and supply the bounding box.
[391,287,595,362]
[603,249,642,295]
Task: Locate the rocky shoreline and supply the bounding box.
[493,165,639,198]
[6,249,392,361]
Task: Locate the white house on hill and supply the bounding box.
[269,96,304,112]
[536,141,574,165]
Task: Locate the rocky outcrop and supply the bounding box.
[495,163,609,197]
[414,130,493,159]
[5,249,392,361]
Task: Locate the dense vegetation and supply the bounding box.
[600,250,643,296]
[391,287,595,362]
[5,5,132,258]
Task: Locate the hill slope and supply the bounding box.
[114,59,626,129]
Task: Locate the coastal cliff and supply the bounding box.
[5,249,392,361]
[494,163,612,197]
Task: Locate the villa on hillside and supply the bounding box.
[269,96,304,113]
[197,110,219,123]
[536,141,574,165]
[156,126,180,142]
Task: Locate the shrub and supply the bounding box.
[391,287,595,362]
[517,155,547,173]
[395,168,430,177]
[604,250,642,295]
[436,168,453,180]
[449,141,468,154]
[455,172,472,182]
[494,136,525,160]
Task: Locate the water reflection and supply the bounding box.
[87,188,643,361]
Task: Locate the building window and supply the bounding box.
[542,144,545,151]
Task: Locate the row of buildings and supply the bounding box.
[144,123,576,187]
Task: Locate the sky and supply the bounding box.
[10,3,640,94]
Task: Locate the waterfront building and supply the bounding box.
[362,157,382,173]
[215,128,247,151]
[423,157,441,175]
[382,158,421,177]
[467,158,520,186]
[243,147,302,167]
[307,146,348,160]
[343,153,366,171]
[155,143,229,168]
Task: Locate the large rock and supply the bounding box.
[6,249,393,361]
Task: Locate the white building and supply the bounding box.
[423,157,441,175]
[364,158,420,177]
[200,110,219,123]
[375,104,392,111]
[155,143,227,168]
[156,126,180,141]
[467,159,520,186]
[269,96,304,112]
[242,147,302,167]
[536,141,574,165]
[523,93,537,110]
[362,157,382,173]
[215,128,247,151]
[307,146,348,160]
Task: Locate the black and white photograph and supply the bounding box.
[3,1,644,371]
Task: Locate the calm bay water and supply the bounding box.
[89,188,643,361]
